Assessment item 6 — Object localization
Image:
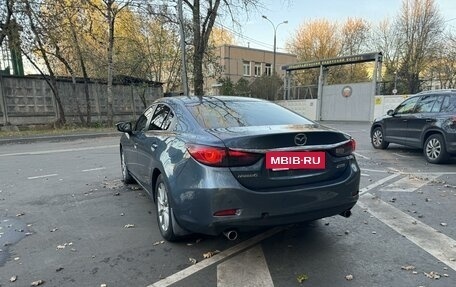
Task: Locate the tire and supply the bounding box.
[155,174,177,241]
[371,127,389,149]
[423,134,448,164]
[120,149,134,184]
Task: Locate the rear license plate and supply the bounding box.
[266,151,326,170]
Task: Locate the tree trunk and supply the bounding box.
[106,1,115,126]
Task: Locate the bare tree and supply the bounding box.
[0,0,15,47]
[397,0,443,93]
[21,0,66,126]
[182,0,260,96]
[85,0,132,126]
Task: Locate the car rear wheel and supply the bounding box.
[424,134,448,164]
[371,127,389,149]
[121,149,134,184]
[155,174,177,241]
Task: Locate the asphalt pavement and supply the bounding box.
[0,122,455,287]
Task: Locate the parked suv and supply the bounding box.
[370,90,456,164]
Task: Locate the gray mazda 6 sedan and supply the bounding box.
[116,96,360,241]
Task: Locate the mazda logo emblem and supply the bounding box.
[294,133,307,146]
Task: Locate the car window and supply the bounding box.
[134,106,155,132]
[395,96,419,114]
[186,100,313,129]
[149,104,172,131]
[430,95,444,113]
[440,94,456,113]
[162,111,175,130]
[414,95,437,113]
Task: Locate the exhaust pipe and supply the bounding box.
[339,209,352,218]
[223,230,238,241]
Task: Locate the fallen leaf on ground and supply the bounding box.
[153,240,165,246]
[124,224,135,228]
[443,274,449,277]
[189,257,197,265]
[440,223,448,227]
[296,274,309,283]
[14,257,20,261]
[203,250,220,259]
[56,267,64,272]
[50,228,58,232]
[31,280,44,286]
[424,271,441,279]
[16,212,25,217]
[100,284,107,287]
[10,275,17,282]
[56,245,65,250]
[401,265,415,271]
[345,274,354,281]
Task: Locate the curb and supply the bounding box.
[0,132,120,145]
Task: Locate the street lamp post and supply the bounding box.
[262,16,288,75]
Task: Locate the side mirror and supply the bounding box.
[387,110,395,116]
[116,122,132,133]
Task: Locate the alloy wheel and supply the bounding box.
[157,182,170,232]
[425,138,441,160]
[121,152,127,180]
[372,129,383,147]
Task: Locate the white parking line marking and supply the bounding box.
[358,193,456,271]
[354,152,370,160]
[359,173,401,196]
[0,145,117,157]
[82,167,106,172]
[380,174,437,192]
[392,152,412,158]
[27,174,58,180]
[217,245,273,287]
[147,227,284,287]
[362,168,389,173]
[361,173,370,177]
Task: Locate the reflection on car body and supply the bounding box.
[116,96,360,241]
[371,90,456,164]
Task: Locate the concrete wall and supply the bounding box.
[276,99,318,120]
[277,95,409,121]
[0,76,163,126]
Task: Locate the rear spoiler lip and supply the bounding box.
[228,139,352,154]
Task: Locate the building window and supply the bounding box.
[254,63,262,77]
[243,61,251,76]
[265,63,272,76]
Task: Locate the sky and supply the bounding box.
[222,0,456,53]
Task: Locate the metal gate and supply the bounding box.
[320,82,373,121]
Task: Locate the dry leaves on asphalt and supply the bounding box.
[31,280,44,286]
[124,224,135,228]
[296,274,309,283]
[401,265,416,271]
[189,257,197,265]
[153,241,165,246]
[424,271,441,279]
[203,250,220,259]
[10,275,17,282]
[345,274,354,281]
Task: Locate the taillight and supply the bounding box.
[330,139,356,157]
[187,144,261,167]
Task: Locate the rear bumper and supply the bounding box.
[169,158,360,236]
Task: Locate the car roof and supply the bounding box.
[157,95,268,105]
[416,89,456,96]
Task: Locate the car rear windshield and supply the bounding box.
[186,100,313,129]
